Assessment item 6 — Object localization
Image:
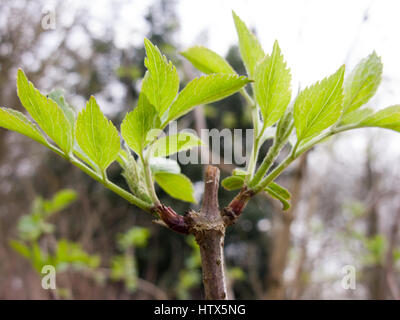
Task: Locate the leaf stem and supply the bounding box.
[249,139,281,187]
[240,88,254,106]
[253,123,360,193]
[245,107,261,181]
[253,153,296,194]
[46,143,153,213]
[295,123,358,156]
[141,153,160,206]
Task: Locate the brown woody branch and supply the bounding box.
[152,166,260,299]
[221,186,255,226]
[152,204,190,234]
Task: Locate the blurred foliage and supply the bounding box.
[10,189,100,275]
[175,236,202,299]
[16,189,77,241]
[111,227,151,292]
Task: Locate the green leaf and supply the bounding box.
[47,89,76,127]
[265,184,291,211]
[265,182,291,200]
[343,52,382,114]
[110,254,137,291]
[10,240,31,259]
[165,74,250,124]
[43,189,77,215]
[121,93,161,155]
[54,240,100,269]
[154,172,196,203]
[150,157,181,174]
[76,96,121,171]
[118,227,151,250]
[119,149,151,203]
[181,46,235,74]
[232,168,247,177]
[294,66,345,142]
[31,242,48,272]
[340,108,374,126]
[141,39,179,116]
[17,69,73,154]
[358,105,400,132]
[151,132,203,157]
[0,108,47,146]
[232,11,265,78]
[275,107,294,142]
[221,175,245,191]
[255,41,292,127]
[17,214,45,241]
[73,142,100,170]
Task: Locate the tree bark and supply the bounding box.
[192,166,227,300]
[155,165,228,299]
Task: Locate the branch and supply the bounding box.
[221,186,255,226]
[195,166,227,299]
[153,204,190,234]
[46,143,153,213]
[201,166,220,219]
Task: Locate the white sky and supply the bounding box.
[176,0,400,163]
[178,0,400,107]
[67,0,400,109]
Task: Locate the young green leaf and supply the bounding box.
[265,182,291,211]
[343,52,382,115]
[232,168,247,177]
[181,46,236,74]
[141,38,179,116]
[221,175,245,191]
[10,240,31,259]
[119,150,151,203]
[255,41,292,127]
[154,172,196,203]
[357,105,400,132]
[265,186,290,211]
[0,108,48,146]
[232,11,265,77]
[165,74,250,124]
[17,69,73,154]
[265,182,291,200]
[73,142,100,171]
[76,96,121,171]
[43,189,77,215]
[340,108,374,126]
[294,66,345,142]
[151,132,203,157]
[47,89,76,128]
[150,157,181,174]
[275,106,294,142]
[121,93,161,155]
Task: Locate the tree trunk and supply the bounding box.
[156,166,228,299]
[192,166,227,300]
[155,164,256,299]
